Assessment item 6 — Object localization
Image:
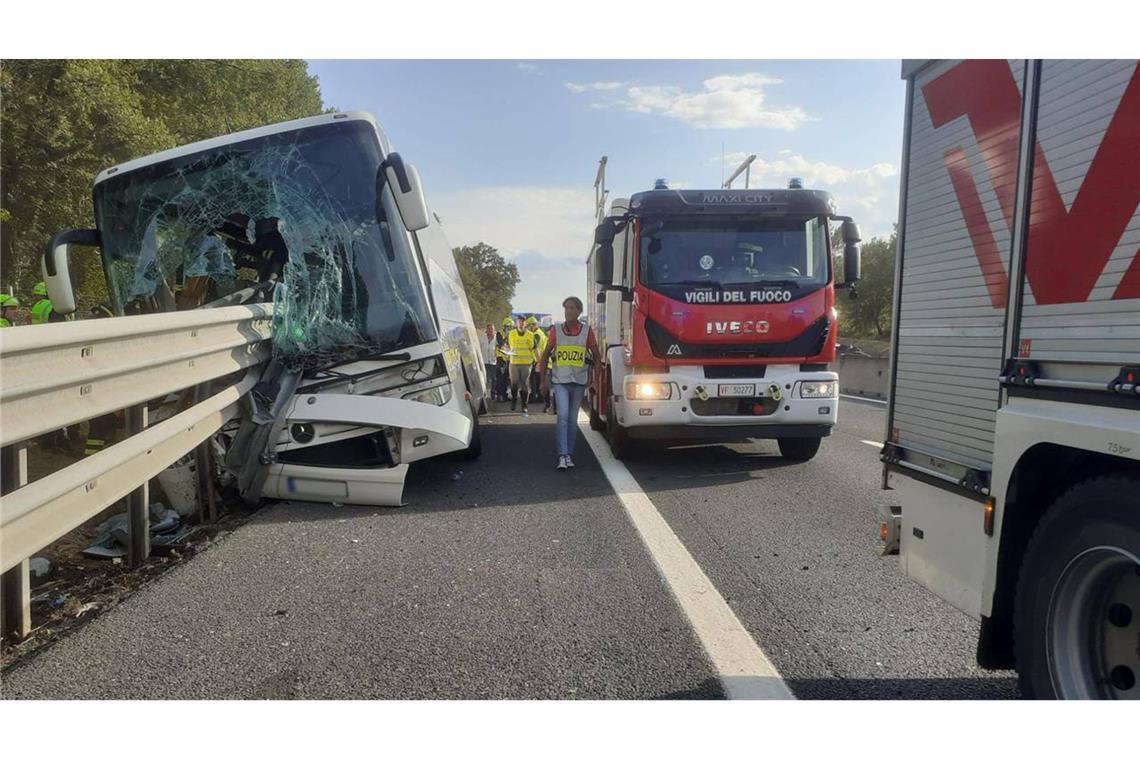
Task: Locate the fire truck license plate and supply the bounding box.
[718,384,756,397]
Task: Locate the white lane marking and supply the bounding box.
[577,412,793,700]
[840,393,887,406]
[861,440,883,448]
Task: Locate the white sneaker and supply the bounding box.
[565,455,575,468]
[556,456,568,470]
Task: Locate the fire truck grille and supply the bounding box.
[690,397,780,417]
[646,316,830,360]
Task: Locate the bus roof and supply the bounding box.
[93,111,391,186]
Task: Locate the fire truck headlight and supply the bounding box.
[799,381,836,399]
[627,381,673,400]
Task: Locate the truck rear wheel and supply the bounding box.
[1013,475,1140,699]
[777,436,821,462]
[606,396,634,460]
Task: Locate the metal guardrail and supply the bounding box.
[0,304,273,637]
[0,304,273,447]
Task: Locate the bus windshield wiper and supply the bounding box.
[316,349,414,374]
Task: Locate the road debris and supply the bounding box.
[28,557,52,582]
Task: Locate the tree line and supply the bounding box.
[835,226,896,339]
[0,60,324,309]
[1,60,524,320]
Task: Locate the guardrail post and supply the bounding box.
[126,404,150,567]
[1,443,31,639]
[194,384,218,523]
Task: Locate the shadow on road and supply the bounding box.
[257,407,841,522]
[647,675,1019,700]
[783,675,1020,700]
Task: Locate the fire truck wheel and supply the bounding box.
[588,395,604,432]
[1013,475,1140,699]
[777,436,821,461]
[606,397,634,460]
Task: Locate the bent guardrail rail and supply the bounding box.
[0,304,273,447]
[0,304,273,638]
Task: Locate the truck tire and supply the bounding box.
[606,396,634,460]
[588,395,604,432]
[1013,475,1140,699]
[777,436,821,461]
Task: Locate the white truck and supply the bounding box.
[880,59,1139,698]
[43,111,487,507]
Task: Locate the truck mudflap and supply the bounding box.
[262,393,473,506]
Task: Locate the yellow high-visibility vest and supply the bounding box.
[507,329,539,365]
[529,327,547,357]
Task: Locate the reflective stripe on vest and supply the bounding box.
[551,321,590,385]
[30,299,53,324]
[507,329,538,364]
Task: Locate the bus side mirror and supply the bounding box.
[380,152,430,232]
[593,243,614,286]
[43,228,101,315]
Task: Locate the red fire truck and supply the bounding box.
[585,158,862,460]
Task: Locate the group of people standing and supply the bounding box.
[481,296,600,470]
[0,282,66,327]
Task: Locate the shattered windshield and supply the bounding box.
[93,120,437,369]
[638,216,830,299]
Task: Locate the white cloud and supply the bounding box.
[431,186,596,313]
[516,62,541,74]
[564,81,627,93]
[570,73,810,130]
[713,151,899,237]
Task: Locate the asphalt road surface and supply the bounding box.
[1,397,1018,699]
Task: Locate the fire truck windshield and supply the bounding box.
[638,216,830,299]
[92,119,437,369]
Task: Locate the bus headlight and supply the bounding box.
[627,381,673,400]
[799,381,836,399]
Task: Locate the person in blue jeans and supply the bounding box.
[537,296,600,470]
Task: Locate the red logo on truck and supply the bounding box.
[922,60,1140,306]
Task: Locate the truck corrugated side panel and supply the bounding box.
[1015,59,1140,368]
[892,60,1027,471]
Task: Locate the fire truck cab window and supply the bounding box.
[638,216,829,298]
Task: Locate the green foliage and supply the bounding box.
[835,226,897,338]
[453,242,520,329]
[1,60,323,310]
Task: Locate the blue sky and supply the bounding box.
[309,60,906,312]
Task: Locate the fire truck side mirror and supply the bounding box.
[843,242,861,285]
[593,243,614,286]
[42,228,101,315]
[842,220,861,243]
[594,222,615,245]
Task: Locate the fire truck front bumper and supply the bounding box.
[615,364,838,440]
